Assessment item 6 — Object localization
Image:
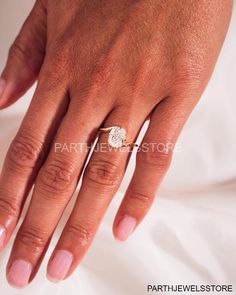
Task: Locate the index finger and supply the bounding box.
[0,78,68,250]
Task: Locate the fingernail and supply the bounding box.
[0,78,6,97]
[47,250,73,282]
[8,259,32,288]
[116,215,137,241]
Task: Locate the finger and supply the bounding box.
[0,69,68,252]
[113,96,196,241]
[0,0,47,109]
[6,96,110,288]
[46,106,146,282]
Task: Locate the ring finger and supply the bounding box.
[46,105,147,282]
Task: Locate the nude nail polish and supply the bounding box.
[116,215,137,241]
[0,78,6,97]
[47,250,73,282]
[0,224,6,249]
[7,259,32,288]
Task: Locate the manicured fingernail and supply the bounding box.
[47,250,73,282]
[8,260,32,288]
[116,215,137,241]
[0,78,6,97]
[0,224,6,249]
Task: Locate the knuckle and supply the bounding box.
[47,39,70,68]
[128,190,152,205]
[37,53,68,93]
[66,223,94,246]
[175,70,202,90]
[90,55,116,87]
[0,197,19,217]
[174,58,203,89]
[85,159,121,187]
[50,50,69,72]
[17,227,47,250]
[38,157,75,194]
[9,30,44,73]
[138,146,172,170]
[38,70,65,95]
[7,133,44,171]
[9,38,27,62]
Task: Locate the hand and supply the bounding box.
[0,0,232,288]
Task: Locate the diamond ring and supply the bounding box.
[99,126,138,148]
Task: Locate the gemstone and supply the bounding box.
[108,126,126,148]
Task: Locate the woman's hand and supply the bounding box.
[0,0,232,288]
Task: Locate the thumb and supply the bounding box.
[0,0,47,109]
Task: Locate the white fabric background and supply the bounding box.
[0,1,236,294]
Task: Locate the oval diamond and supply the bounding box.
[108,127,126,148]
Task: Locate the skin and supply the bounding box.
[0,0,233,288]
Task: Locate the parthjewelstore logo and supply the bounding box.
[146,284,234,293]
